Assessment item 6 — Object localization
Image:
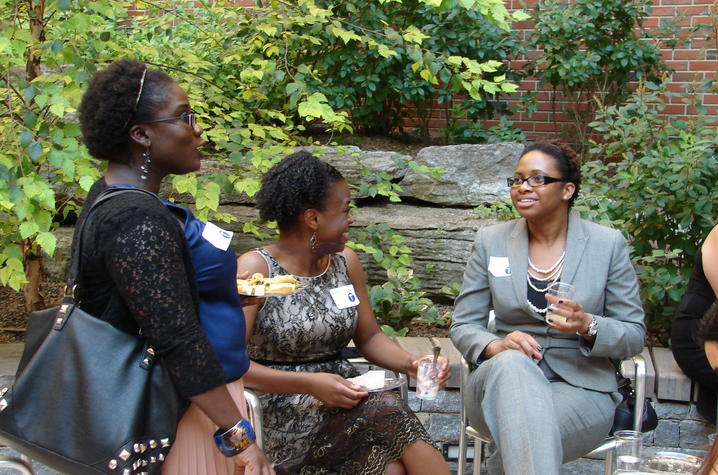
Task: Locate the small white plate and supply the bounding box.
[360,374,407,393]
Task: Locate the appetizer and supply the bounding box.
[237,273,302,296]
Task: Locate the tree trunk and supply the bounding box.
[25,0,45,81]
[23,252,45,312]
[22,0,47,311]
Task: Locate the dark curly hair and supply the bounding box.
[522,140,581,208]
[79,59,174,162]
[256,151,345,230]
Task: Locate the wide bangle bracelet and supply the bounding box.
[213,419,256,457]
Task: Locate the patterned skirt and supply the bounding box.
[259,359,434,475]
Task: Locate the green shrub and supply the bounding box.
[277,0,527,138]
[528,0,664,148]
[583,78,718,339]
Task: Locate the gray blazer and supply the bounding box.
[450,212,646,393]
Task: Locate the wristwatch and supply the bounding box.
[577,314,598,337]
[213,419,256,457]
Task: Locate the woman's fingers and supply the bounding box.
[504,331,543,360]
[545,298,589,334]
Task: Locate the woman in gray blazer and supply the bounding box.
[451,141,645,475]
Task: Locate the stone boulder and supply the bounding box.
[400,142,523,206]
[297,146,410,199]
[44,204,498,300]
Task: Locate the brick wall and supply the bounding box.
[405,0,717,141]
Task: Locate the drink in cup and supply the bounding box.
[545,281,575,325]
[416,355,439,400]
[614,430,643,472]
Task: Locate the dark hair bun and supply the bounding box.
[256,151,344,229]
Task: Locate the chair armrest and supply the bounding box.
[243,389,264,450]
[625,354,647,432]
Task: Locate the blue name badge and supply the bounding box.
[329,284,360,309]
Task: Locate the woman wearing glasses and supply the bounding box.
[451,141,645,474]
[77,59,273,474]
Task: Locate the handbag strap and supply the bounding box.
[68,186,162,299]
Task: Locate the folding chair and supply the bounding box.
[456,354,647,475]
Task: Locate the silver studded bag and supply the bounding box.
[0,188,187,474]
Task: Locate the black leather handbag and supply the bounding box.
[0,188,187,474]
[610,375,658,435]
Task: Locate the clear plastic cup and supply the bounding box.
[614,430,643,472]
[545,281,575,325]
[416,355,439,400]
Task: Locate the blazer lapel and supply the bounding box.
[508,219,537,317]
[561,211,588,286]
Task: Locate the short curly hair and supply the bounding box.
[256,151,345,230]
[79,59,174,162]
[521,140,581,207]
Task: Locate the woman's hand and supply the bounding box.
[544,293,593,336]
[306,372,368,408]
[484,330,543,360]
[408,355,451,388]
[233,443,275,475]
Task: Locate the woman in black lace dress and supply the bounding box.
[237,152,451,475]
[77,59,272,474]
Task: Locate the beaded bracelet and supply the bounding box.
[213,419,256,457]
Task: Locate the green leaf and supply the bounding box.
[19,221,40,239]
[27,142,43,161]
[36,232,57,256]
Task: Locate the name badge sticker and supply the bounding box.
[329,284,360,309]
[202,222,234,251]
[488,256,511,277]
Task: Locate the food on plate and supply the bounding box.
[347,370,386,390]
[237,274,302,296]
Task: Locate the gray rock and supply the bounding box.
[654,420,680,447]
[654,401,690,420]
[679,419,714,448]
[298,146,409,197]
[44,203,497,300]
[426,413,461,443]
[419,390,461,414]
[400,142,523,206]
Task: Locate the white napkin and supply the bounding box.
[347,370,385,390]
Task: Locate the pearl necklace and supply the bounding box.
[527,299,549,314]
[526,248,565,313]
[528,250,565,274]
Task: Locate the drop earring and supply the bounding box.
[139,148,151,181]
[309,232,318,252]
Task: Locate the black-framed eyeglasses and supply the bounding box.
[506,175,566,188]
[141,111,196,128]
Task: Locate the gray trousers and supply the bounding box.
[464,350,619,475]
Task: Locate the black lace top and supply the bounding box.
[71,179,226,398]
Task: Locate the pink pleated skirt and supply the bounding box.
[162,380,248,475]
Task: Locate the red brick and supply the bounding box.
[648,6,678,16]
[662,104,687,114]
[704,95,718,105]
[689,60,718,71]
[534,121,563,132]
[668,60,691,70]
[693,16,717,26]
[679,5,713,14]
[671,71,702,81]
[673,49,703,60]
[661,50,675,61]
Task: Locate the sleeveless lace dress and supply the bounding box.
[248,248,433,475]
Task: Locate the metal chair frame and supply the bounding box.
[457,354,647,475]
